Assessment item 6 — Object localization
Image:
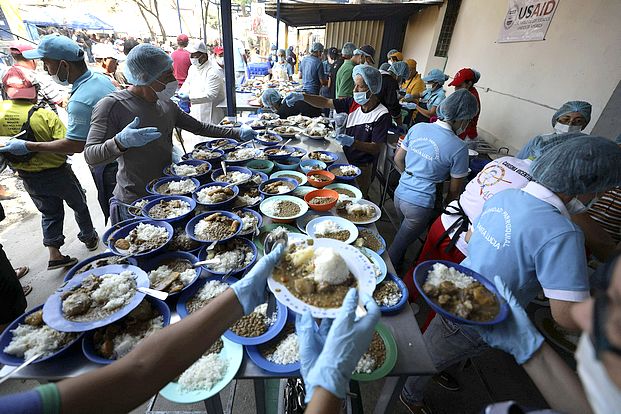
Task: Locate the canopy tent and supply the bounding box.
[21,7,114,31]
[21,7,63,27]
[64,13,114,31]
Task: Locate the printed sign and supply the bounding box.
[498,0,560,43]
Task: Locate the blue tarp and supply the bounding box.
[22,8,113,31]
[64,13,113,31]
[22,8,62,27]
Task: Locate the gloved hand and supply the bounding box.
[238,124,258,142]
[472,276,544,364]
[402,102,417,110]
[231,244,284,314]
[296,289,381,401]
[0,139,29,155]
[177,92,189,100]
[404,93,414,101]
[335,134,355,147]
[284,92,304,107]
[115,117,161,149]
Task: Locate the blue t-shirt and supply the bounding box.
[67,70,116,141]
[299,55,325,95]
[395,121,469,208]
[462,182,589,306]
[420,87,446,109]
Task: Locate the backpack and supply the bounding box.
[3,103,45,164]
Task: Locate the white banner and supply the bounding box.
[498,0,560,43]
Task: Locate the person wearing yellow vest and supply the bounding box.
[0,66,98,270]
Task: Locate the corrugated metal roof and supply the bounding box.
[325,21,384,63]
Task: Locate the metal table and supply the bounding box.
[0,135,436,413]
[217,92,261,113]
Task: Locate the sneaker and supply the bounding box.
[48,255,78,270]
[85,237,99,251]
[399,394,432,414]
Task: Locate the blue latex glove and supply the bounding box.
[284,92,304,107]
[238,124,258,142]
[177,92,190,101]
[0,139,29,155]
[404,93,414,101]
[472,276,544,364]
[296,289,381,401]
[335,134,355,147]
[402,102,417,110]
[115,117,161,149]
[231,244,284,314]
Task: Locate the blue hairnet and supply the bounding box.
[341,42,356,57]
[352,65,382,95]
[472,69,481,83]
[124,43,173,86]
[551,100,592,127]
[386,49,398,59]
[311,42,324,53]
[422,68,449,85]
[527,131,586,160]
[379,62,391,71]
[531,135,621,196]
[437,89,478,121]
[261,88,282,107]
[389,61,409,81]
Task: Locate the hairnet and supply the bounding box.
[386,49,398,59]
[341,42,356,57]
[389,61,409,81]
[472,69,481,83]
[551,100,592,127]
[124,43,173,86]
[422,68,449,85]
[527,131,586,160]
[531,135,621,196]
[352,65,382,95]
[277,48,286,56]
[437,89,479,121]
[311,42,324,53]
[379,62,391,71]
[261,88,282,107]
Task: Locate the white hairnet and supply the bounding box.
[437,89,479,121]
[341,42,356,57]
[124,43,173,86]
[352,65,382,95]
[389,61,409,81]
[261,88,282,107]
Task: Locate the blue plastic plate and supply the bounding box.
[64,252,138,282]
[306,150,339,166]
[255,131,283,146]
[0,304,84,366]
[138,251,202,297]
[176,276,239,318]
[376,273,409,314]
[258,177,299,197]
[223,299,288,346]
[43,264,150,332]
[148,177,200,196]
[358,247,387,284]
[245,312,300,374]
[142,195,196,224]
[233,207,263,237]
[413,260,509,326]
[192,182,239,209]
[164,159,212,181]
[328,163,362,181]
[101,217,148,246]
[108,220,174,258]
[82,296,171,365]
[289,147,308,159]
[198,237,257,276]
[185,211,243,243]
[129,195,162,218]
[210,166,253,184]
[299,159,326,174]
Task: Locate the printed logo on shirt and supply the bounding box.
[476,207,512,250]
[408,137,440,161]
[477,164,512,198]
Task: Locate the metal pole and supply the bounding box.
[200,0,206,43]
[275,0,281,50]
[176,0,183,33]
[221,0,237,116]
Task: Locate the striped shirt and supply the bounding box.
[588,188,621,243]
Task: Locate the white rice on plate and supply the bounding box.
[173,164,201,176]
[354,353,376,374]
[3,324,77,360]
[265,333,299,365]
[195,280,229,302]
[148,266,196,287]
[110,315,164,358]
[178,352,228,392]
[165,179,197,194]
[90,271,137,312]
[425,263,475,289]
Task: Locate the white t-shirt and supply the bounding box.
[441,156,532,254]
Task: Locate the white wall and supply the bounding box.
[404,0,621,151]
[402,5,442,75]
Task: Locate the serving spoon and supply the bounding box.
[0,352,42,385]
[137,287,169,301]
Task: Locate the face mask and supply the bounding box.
[152,80,177,101]
[190,57,201,67]
[453,121,468,136]
[51,61,69,86]
[576,334,621,414]
[353,91,370,106]
[565,196,598,215]
[554,122,582,134]
[425,83,433,91]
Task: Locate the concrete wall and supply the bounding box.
[401,5,443,75]
[403,0,621,151]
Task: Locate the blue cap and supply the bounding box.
[22,34,84,62]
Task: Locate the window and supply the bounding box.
[434,0,461,58]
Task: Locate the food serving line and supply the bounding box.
[0,126,436,414]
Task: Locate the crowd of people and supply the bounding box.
[0,32,619,414]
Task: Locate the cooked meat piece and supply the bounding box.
[114,239,130,250]
[471,285,496,306]
[153,271,180,292]
[128,300,154,322]
[438,281,458,295]
[62,292,92,317]
[294,278,316,295]
[24,310,44,327]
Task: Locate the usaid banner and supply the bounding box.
[498,0,560,43]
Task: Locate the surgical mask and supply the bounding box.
[353,91,370,106]
[51,61,69,86]
[425,83,433,91]
[190,57,201,67]
[575,334,621,414]
[152,80,177,101]
[565,196,598,215]
[554,122,582,134]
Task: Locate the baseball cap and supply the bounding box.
[93,44,124,61]
[177,34,189,43]
[449,68,476,86]
[22,34,84,62]
[354,44,375,63]
[213,46,224,56]
[186,40,208,54]
[9,43,34,55]
[388,51,403,61]
[2,66,37,100]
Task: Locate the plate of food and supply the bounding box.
[350,323,397,382]
[264,146,295,160]
[185,211,243,244]
[254,223,300,254]
[358,247,387,284]
[148,177,200,196]
[295,211,333,233]
[259,195,308,222]
[82,297,170,364]
[325,184,362,201]
[269,126,302,139]
[198,237,257,276]
[268,238,377,318]
[224,147,264,165]
[0,305,84,366]
[210,166,253,185]
[334,199,381,225]
[413,261,509,325]
[206,138,239,153]
[159,336,243,404]
[245,313,300,374]
[43,264,150,332]
[140,251,202,296]
[307,151,339,166]
[188,148,224,162]
[270,171,307,186]
[353,227,386,255]
[232,187,264,209]
[233,208,263,236]
[108,220,174,257]
[64,252,137,282]
[248,119,269,130]
[259,177,299,197]
[306,217,358,244]
[219,117,242,128]
[128,195,161,218]
[142,196,196,224]
[165,160,212,180]
[101,217,148,246]
[373,273,408,313]
[223,299,288,345]
[328,163,361,181]
[289,147,308,159]
[193,182,238,209]
[255,131,284,146]
[177,276,237,317]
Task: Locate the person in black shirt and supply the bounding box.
[378,61,409,126]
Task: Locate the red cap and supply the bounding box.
[9,43,34,54]
[2,66,37,100]
[449,68,475,86]
[177,34,189,43]
[213,46,224,56]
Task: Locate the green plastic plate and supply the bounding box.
[351,323,398,382]
[253,223,300,255]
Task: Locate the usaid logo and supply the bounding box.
[504,6,518,29]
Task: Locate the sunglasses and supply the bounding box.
[592,290,621,360]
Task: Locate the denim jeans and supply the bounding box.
[402,314,489,404]
[89,162,118,224]
[388,194,435,268]
[19,164,97,248]
[109,198,132,226]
